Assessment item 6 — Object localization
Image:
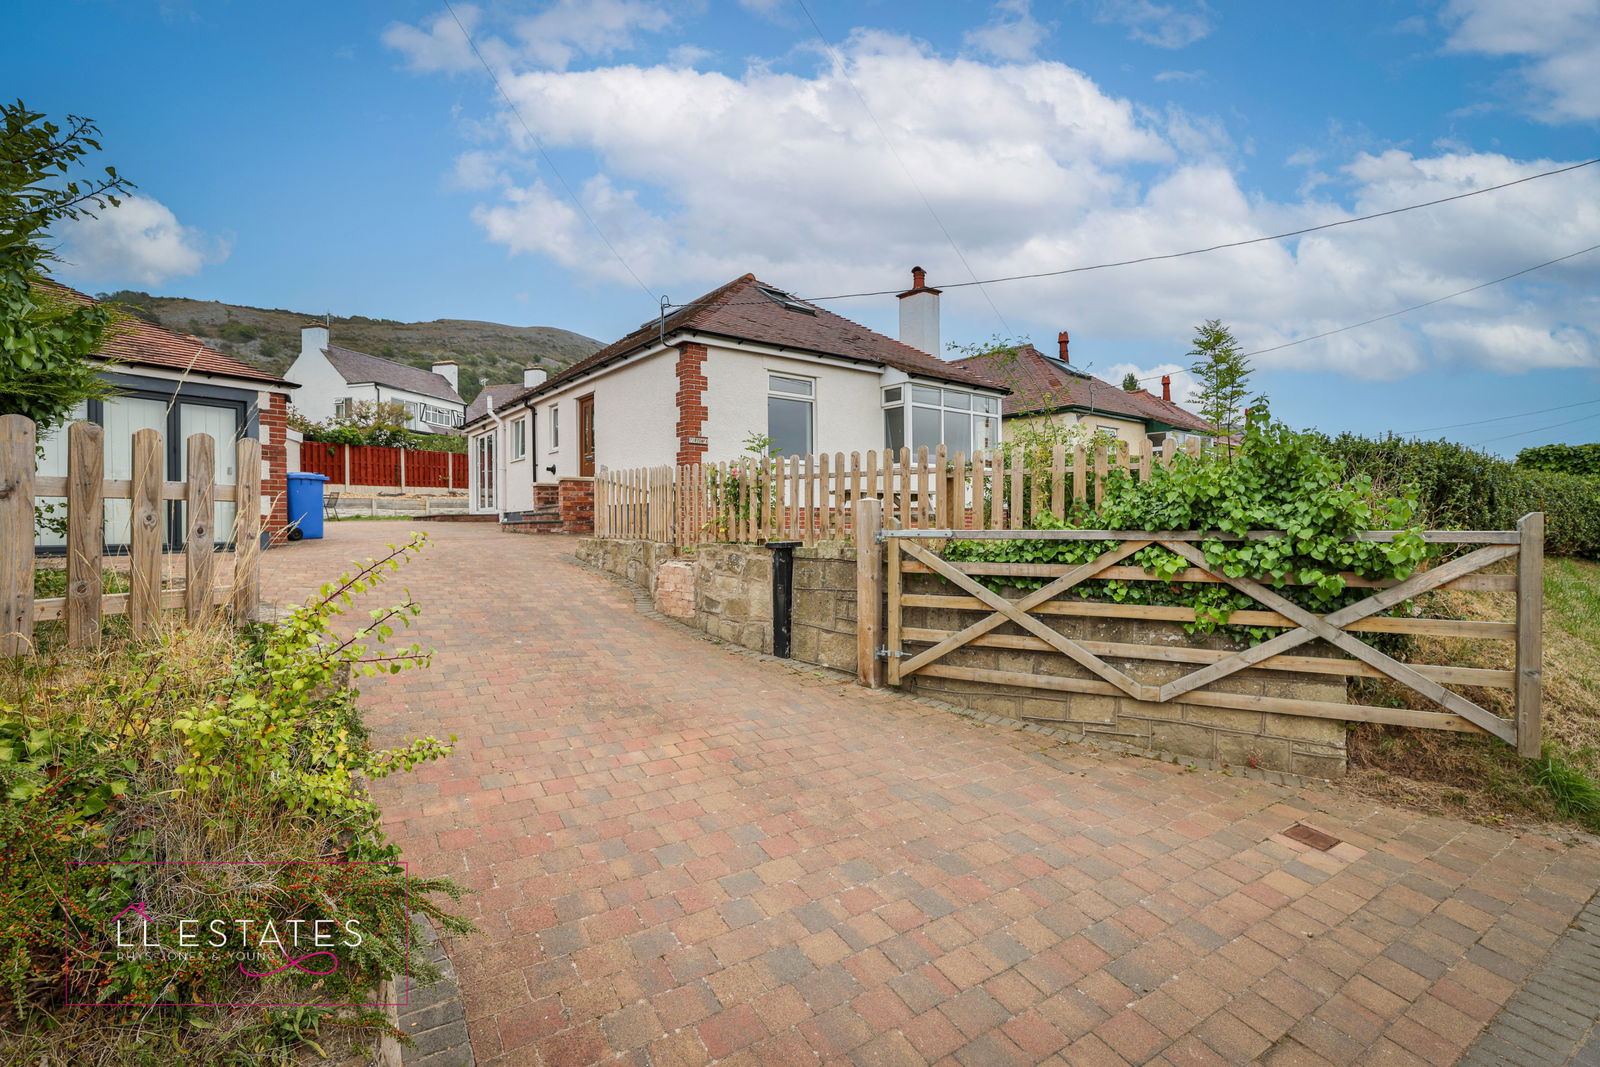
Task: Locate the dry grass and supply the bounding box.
[1345,557,1600,834]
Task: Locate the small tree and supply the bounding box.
[1186,319,1262,442]
[1120,372,1139,391]
[1,102,132,434]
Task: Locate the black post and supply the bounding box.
[767,541,800,659]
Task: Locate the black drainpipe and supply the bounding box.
[766,541,800,658]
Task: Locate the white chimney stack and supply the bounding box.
[431,360,460,393]
[897,266,941,357]
[523,366,548,388]
[301,322,329,361]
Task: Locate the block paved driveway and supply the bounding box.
[263,521,1600,1067]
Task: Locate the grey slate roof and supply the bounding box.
[464,384,521,422]
[322,345,463,404]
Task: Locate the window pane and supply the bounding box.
[882,386,902,404]
[912,385,940,405]
[977,418,997,449]
[943,411,972,455]
[912,406,941,449]
[770,375,813,396]
[943,389,971,410]
[768,396,812,455]
[884,406,905,451]
[979,395,999,414]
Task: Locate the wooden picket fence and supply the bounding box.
[1,414,263,656]
[594,438,1190,546]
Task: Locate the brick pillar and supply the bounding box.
[258,392,291,545]
[674,342,709,466]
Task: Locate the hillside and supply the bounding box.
[99,291,604,404]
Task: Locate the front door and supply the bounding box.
[578,394,595,477]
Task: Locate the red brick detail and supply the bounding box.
[258,391,291,546]
[503,480,592,536]
[674,342,709,467]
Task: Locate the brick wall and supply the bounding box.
[502,480,593,536]
[259,391,291,545]
[673,342,709,466]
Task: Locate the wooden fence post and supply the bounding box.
[855,497,884,688]
[1516,511,1545,758]
[129,428,163,635]
[233,438,262,621]
[185,434,216,622]
[0,414,36,657]
[66,421,104,648]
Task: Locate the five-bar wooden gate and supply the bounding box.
[856,501,1545,757]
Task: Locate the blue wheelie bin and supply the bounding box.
[284,472,330,540]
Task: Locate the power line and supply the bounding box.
[1239,241,1600,358]
[664,155,1599,310]
[1472,409,1600,446]
[790,0,1012,334]
[442,0,657,303]
[1400,396,1600,435]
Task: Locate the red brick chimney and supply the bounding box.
[1161,374,1171,402]
[1057,331,1069,362]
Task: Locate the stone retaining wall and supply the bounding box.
[575,538,1348,776]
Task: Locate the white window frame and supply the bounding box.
[549,404,560,451]
[509,416,528,461]
[885,384,1001,453]
[474,433,495,511]
[767,373,815,456]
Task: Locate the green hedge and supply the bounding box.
[1518,442,1600,479]
[1314,433,1600,558]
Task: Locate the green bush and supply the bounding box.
[1518,442,1600,479]
[0,535,471,1060]
[946,413,1431,641]
[1315,433,1600,558]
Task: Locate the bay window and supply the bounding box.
[884,385,999,453]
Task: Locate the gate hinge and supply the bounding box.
[876,646,908,659]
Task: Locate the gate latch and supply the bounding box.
[875,646,908,659]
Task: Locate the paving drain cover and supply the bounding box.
[1284,823,1341,851]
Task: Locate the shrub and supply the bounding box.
[0,534,471,1061]
[1314,433,1600,558]
[1517,442,1600,479]
[946,413,1430,641]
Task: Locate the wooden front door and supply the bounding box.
[578,394,596,477]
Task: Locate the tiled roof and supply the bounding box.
[950,344,1212,433]
[466,273,1005,426]
[322,345,463,404]
[464,383,522,422]
[43,283,292,387]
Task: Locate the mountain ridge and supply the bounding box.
[99,290,604,404]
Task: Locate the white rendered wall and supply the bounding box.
[282,347,351,423]
[702,346,886,461]
[531,350,677,482]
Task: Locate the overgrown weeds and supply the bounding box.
[0,532,473,1066]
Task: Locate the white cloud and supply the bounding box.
[1443,0,1600,122]
[1153,69,1205,82]
[1091,0,1214,50]
[1100,361,1198,403]
[54,195,219,285]
[384,0,678,74]
[387,15,1600,382]
[965,0,1050,62]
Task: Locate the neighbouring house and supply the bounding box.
[461,269,1007,524]
[285,324,465,434]
[35,285,297,548]
[951,333,1212,451]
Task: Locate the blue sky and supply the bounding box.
[8,0,1598,454]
